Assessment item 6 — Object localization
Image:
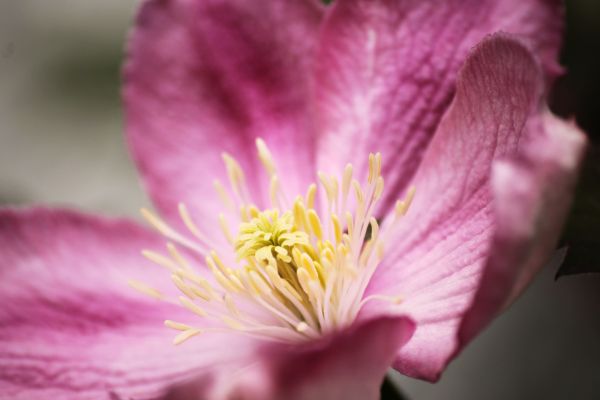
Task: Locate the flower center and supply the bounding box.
[131,139,414,344]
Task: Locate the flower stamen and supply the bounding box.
[138,139,415,344]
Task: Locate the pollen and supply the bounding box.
[135,139,415,344]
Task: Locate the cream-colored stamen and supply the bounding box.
[138,140,414,343]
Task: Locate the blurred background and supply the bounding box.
[0,1,598,399]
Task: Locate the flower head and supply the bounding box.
[0,1,586,399]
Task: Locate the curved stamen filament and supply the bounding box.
[136,140,415,344]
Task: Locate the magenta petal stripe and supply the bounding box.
[0,208,252,400]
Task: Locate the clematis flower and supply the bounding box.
[0,0,587,399]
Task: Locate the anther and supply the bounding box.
[256,138,277,176]
[164,320,193,331]
[179,296,208,317]
[305,184,317,209]
[128,280,164,300]
[173,329,202,345]
[142,249,178,271]
[222,153,247,198]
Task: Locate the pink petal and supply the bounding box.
[314,0,564,213]
[164,316,415,400]
[0,208,252,399]
[459,111,586,344]
[124,0,324,228]
[364,35,584,380]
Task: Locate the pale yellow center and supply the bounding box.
[131,139,414,344]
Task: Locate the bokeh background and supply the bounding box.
[1,1,598,399]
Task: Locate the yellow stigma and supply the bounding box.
[233,205,335,329]
[235,209,310,264]
[135,139,415,344]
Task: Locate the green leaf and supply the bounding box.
[380,376,409,400]
[556,242,600,278]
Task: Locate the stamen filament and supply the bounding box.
[138,140,416,345]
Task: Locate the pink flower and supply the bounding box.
[0,1,587,399]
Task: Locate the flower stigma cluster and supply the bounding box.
[131,139,415,345]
